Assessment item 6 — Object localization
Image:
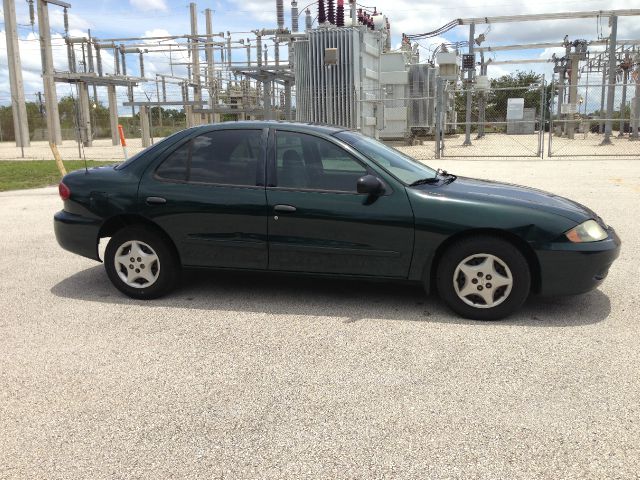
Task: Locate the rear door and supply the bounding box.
[266,129,414,277]
[138,128,268,269]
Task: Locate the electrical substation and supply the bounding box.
[2,1,640,159]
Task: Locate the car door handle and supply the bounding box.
[146,196,167,205]
[274,204,296,212]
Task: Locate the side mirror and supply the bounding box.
[357,175,384,196]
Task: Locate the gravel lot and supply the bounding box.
[1,158,639,479]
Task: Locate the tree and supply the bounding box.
[450,71,551,134]
[486,71,551,122]
[1,96,115,142]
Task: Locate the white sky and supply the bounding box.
[1,0,639,106]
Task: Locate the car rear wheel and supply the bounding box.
[104,226,179,299]
[436,236,530,320]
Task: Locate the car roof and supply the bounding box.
[193,121,348,136]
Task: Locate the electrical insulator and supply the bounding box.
[327,0,335,25]
[63,7,69,34]
[336,0,344,27]
[276,0,285,30]
[305,9,312,30]
[28,0,35,27]
[318,0,327,24]
[291,1,299,32]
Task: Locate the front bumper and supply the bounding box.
[54,210,101,261]
[536,227,621,296]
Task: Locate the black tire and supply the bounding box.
[104,226,180,299]
[435,235,530,320]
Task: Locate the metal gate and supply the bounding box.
[548,78,640,157]
[440,82,547,158]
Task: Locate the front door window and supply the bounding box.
[275,131,367,192]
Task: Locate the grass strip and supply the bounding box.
[0,160,114,192]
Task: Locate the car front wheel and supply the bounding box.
[104,226,179,299]
[436,236,531,320]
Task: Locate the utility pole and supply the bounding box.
[76,82,92,146]
[463,22,475,146]
[284,81,292,120]
[599,52,607,134]
[555,60,566,136]
[95,43,103,76]
[63,6,75,72]
[477,51,486,139]
[155,79,163,128]
[37,0,63,145]
[205,8,217,123]
[139,105,150,147]
[435,76,444,159]
[107,85,119,145]
[632,51,640,140]
[114,43,120,75]
[263,77,272,120]
[190,2,202,125]
[4,0,31,148]
[602,15,618,145]
[567,53,580,139]
[618,52,630,137]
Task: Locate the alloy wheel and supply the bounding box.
[452,253,513,309]
[113,240,161,288]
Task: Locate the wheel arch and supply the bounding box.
[98,214,181,264]
[427,228,541,294]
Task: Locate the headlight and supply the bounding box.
[565,220,608,243]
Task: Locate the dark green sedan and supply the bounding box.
[54,122,620,320]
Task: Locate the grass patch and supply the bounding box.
[0,160,115,192]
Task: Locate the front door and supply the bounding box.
[266,129,414,277]
[138,128,268,269]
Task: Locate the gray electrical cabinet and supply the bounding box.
[507,108,536,135]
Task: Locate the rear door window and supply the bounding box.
[156,141,190,181]
[156,129,262,186]
[190,130,262,185]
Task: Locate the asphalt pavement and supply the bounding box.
[1,159,639,479]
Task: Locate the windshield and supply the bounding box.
[335,130,436,185]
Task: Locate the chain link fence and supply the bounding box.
[3,76,640,162]
[359,90,438,160]
[0,91,187,162]
[548,80,640,157]
[440,83,547,158]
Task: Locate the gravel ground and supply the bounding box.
[1,159,639,479]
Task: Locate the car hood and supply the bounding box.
[419,176,599,224]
